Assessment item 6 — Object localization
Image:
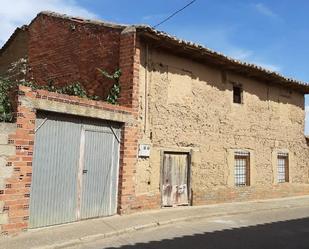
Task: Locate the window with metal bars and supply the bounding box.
[277,153,289,183]
[234,151,250,186]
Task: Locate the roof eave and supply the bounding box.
[33,11,128,30]
[136,26,309,94]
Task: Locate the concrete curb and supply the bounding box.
[32,202,307,249]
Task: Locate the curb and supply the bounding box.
[33,203,307,249]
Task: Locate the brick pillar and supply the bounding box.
[118,123,139,213]
[117,26,141,213]
[118,26,140,109]
[0,85,36,235]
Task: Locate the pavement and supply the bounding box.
[1,195,309,249]
[71,205,309,249]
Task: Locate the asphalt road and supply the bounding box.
[67,206,309,249]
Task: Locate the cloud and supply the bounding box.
[253,3,279,18]
[225,50,280,72]
[175,26,281,73]
[141,13,170,27]
[226,49,280,72]
[0,0,97,45]
[250,62,281,72]
[183,28,254,61]
[142,14,167,21]
[226,48,253,60]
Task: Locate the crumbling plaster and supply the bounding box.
[136,42,309,203]
[0,123,16,231]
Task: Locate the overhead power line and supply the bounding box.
[153,0,197,29]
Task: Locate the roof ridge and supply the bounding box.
[0,11,308,90]
[36,11,128,29]
[136,26,309,88]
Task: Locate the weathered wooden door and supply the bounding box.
[162,153,189,207]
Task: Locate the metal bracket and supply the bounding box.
[109,126,121,143]
[35,118,48,133]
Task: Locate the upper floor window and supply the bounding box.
[277,153,289,183]
[233,84,243,104]
[234,150,250,186]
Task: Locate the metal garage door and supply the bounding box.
[29,112,121,228]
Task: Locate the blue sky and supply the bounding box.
[1,0,309,131]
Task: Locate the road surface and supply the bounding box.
[66,205,309,249]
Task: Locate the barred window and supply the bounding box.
[278,153,289,183]
[234,151,250,187]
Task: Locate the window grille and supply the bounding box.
[278,152,288,157]
[234,151,250,186]
[277,153,289,183]
[234,150,250,156]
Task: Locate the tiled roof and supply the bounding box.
[1,11,308,92]
[33,11,127,29]
[136,25,309,92]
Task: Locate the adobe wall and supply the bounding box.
[136,43,309,206]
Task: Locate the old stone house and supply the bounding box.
[0,11,309,235]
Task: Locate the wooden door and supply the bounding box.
[162,153,189,207]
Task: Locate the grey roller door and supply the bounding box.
[29,113,81,228]
[29,112,121,228]
[80,123,120,219]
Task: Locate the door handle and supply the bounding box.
[83,169,88,174]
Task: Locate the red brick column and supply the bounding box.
[118,26,140,109]
[117,124,139,213]
[117,26,141,213]
[0,86,36,235]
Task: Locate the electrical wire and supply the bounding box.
[153,0,197,29]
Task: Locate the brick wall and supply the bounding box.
[0,85,139,235]
[0,13,158,235]
[118,27,147,213]
[0,13,141,103]
[118,27,139,108]
[1,94,35,235]
[27,14,122,99]
[0,27,28,76]
[193,185,309,205]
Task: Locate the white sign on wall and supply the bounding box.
[138,144,151,157]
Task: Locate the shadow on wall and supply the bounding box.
[104,217,309,249]
[146,47,304,109]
